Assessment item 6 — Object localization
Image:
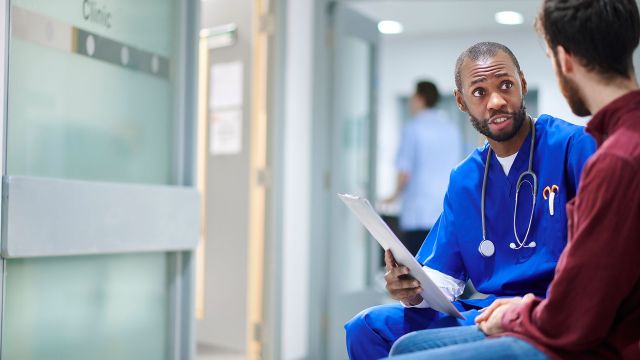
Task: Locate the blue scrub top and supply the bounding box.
[416,115,596,298]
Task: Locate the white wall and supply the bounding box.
[376,29,586,199]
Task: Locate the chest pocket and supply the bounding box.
[541,185,568,260]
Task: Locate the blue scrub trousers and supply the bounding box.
[344,299,490,360]
[388,325,548,359]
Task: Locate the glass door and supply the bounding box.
[0,1,199,359]
[326,4,380,359]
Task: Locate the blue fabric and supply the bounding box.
[345,302,485,360]
[345,115,596,360]
[418,115,596,297]
[388,325,549,360]
[395,109,462,230]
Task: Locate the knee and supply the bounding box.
[344,308,373,341]
[389,332,420,356]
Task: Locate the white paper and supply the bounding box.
[210,109,242,155]
[338,193,465,319]
[210,61,243,109]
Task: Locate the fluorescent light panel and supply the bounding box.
[378,20,403,34]
[495,11,524,25]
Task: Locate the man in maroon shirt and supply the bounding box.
[387,0,640,359]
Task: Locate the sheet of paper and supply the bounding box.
[210,109,242,155]
[210,61,243,109]
[338,193,464,319]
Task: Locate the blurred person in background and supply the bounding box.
[383,80,462,256]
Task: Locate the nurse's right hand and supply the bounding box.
[384,250,423,306]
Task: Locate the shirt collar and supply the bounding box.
[587,89,640,145]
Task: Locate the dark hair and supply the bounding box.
[536,0,640,78]
[454,42,521,90]
[415,80,440,107]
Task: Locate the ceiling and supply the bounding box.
[348,0,542,37]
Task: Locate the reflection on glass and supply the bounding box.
[337,36,372,293]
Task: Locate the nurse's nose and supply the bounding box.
[487,92,507,112]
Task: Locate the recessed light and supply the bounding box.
[495,11,524,25]
[378,20,403,34]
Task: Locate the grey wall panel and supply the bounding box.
[2,176,199,258]
[197,0,253,353]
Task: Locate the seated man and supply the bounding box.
[344,42,597,360]
[388,1,640,359]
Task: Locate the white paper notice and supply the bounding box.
[210,62,243,109]
[210,110,242,155]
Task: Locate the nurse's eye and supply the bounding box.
[500,81,514,90]
[472,87,485,97]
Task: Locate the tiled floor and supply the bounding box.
[197,342,246,360]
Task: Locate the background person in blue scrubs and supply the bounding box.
[344,42,596,360]
[383,81,462,256]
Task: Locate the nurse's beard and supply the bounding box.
[469,102,527,142]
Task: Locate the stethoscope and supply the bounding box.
[478,118,537,258]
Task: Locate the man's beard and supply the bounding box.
[557,68,591,117]
[468,101,528,142]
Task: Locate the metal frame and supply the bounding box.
[170,0,200,359]
[0,0,8,353]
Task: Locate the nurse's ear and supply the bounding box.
[519,71,528,97]
[454,89,467,112]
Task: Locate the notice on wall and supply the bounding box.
[210,61,243,109]
[209,61,243,155]
[210,109,242,155]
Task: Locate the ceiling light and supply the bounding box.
[378,20,403,34]
[495,11,524,25]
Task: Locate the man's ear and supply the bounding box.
[556,45,573,74]
[454,89,467,112]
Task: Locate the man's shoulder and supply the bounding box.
[536,114,595,153]
[448,145,486,186]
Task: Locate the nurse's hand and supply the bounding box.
[384,250,423,306]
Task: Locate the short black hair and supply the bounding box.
[536,0,640,79]
[415,81,440,107]
[454,42,521,91]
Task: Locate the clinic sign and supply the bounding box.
[83,0,112,29]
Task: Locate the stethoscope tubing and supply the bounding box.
[480,118,537,257]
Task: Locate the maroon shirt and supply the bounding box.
[501,90,640,359]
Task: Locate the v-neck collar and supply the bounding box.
[486,120,536,198]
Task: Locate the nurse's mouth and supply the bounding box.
[488,115,512,130]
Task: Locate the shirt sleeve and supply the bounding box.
[565,130,596,198]
[401,266,467,308]
[501,155,640,351]
[417,172,468,281]
[395,123,414,173]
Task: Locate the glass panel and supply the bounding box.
[7,0,178,184]
[2,253,169,360]
[337,36,372,293]
[2,1,181,359]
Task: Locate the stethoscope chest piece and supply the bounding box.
[479,239,495,257]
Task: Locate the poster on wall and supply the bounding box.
[209,109,242,155]
[209,61,243,155]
